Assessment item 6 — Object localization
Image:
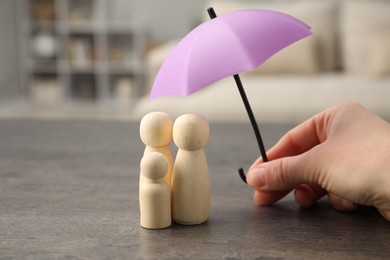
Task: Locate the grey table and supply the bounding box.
[0,119,389,259]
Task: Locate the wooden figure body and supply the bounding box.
[139,152,171,229]
[171,114,210,225]
[140,112,174,186]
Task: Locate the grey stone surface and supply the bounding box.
[0,119,389,259]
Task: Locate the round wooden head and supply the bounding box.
[140,112,173,147]
[140,152,168,180]
[173,114,209,151]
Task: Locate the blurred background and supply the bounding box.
[1,0,389,122]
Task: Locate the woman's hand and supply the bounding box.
[247,102,390,221]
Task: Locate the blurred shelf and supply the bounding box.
[17,0,146,104]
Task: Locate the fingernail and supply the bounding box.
[340,199,357,210]
[247,167,266,187]
[295,185,315,208]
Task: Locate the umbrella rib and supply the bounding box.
[208,7,269,184]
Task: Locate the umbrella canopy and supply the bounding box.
[150,9,312,99]
[150,8,313,183]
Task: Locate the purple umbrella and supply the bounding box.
[150,7,312,183]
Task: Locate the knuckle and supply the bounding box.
[268,159,290,189]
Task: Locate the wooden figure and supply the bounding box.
[140,112,174,186]
[171,114,210,225]
[139,152,171,229]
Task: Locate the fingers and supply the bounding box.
[295,184,326,208]
[328,193,358,211]
[253,184,326,207]
[251,111,330,169]
[247,154,326,206]
[247,153,320,192]
[253,190,292,206]
[247,164,293,206]
[255,188,360,212]
[248,109,333,206]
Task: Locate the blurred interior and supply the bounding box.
[1,0,390,123]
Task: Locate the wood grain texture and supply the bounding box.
[0,119,389,259]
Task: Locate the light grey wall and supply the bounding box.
[109,0,209,40]
[0,0,19,101]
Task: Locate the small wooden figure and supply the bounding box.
[140,112,174,186]
[139,152,171,229]
[171,114,210,225]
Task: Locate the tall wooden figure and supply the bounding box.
[140,112,174,186]
[171,114,210,225]
[139,152,171,229]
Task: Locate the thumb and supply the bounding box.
[247,154,317,191]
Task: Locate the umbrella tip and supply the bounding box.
[207,7,217,19]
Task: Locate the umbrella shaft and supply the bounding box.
[208,7,268,163]
[233,74,268,162]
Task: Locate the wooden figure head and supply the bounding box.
[173,114,210,151]
[140,112,173,147]
[140,152,168,180]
